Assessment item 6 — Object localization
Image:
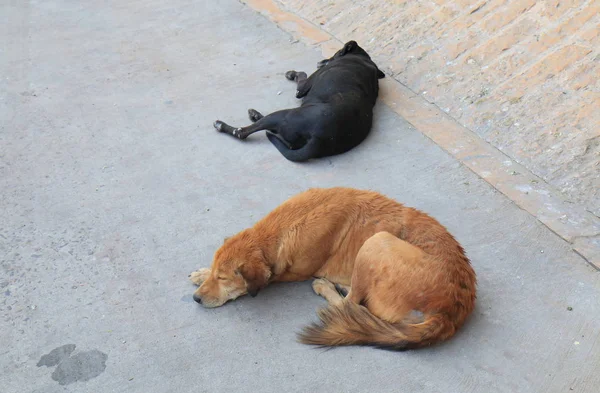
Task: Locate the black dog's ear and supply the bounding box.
[238,251,271,297]
[377,69,385,79]
[341,40,357,56]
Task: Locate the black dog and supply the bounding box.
[213,41,385,162]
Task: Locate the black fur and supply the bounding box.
[214,41,385,162]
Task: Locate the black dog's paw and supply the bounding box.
[285,70,297,81]
[295,87,309,99]
[214,120,224,132]
[247,109,263,122]
[316,59,329,69]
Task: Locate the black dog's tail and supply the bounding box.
[266,133,320,162]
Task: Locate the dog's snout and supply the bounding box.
[193,294,203,304]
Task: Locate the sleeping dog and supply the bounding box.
[213,41,385,162]
[190,188,476,350]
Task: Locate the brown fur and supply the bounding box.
[190,187,476,349]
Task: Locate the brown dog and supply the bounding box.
[190,188,476,349]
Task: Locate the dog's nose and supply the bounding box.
[193,294,203,304]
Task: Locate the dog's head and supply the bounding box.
[317,41,385,78]
[193,230,272,308]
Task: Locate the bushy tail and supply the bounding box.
[298,301,453,350]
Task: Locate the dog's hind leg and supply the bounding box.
[312,278,344,306]
[266,132,321,162]
[214,109,291,140]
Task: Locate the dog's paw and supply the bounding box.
[334,283,349,297]
[214,120,224,132]
[316,59,329,69]
[189,268,211,286]
[247,108,263,122]
[285,70,297,81]
[312,278,336,296]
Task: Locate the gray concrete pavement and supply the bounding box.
[1,1,599,392]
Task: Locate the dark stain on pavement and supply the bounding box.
[37,344,76,367]
[37,344,108,385]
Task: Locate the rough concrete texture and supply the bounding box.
[1,1,600,392]
[274,0,600,219]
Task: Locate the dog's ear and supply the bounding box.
[377,69,385,79]
[341,40,357,56]
[237,251,271,297]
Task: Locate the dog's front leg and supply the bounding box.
[316,59,329,69]
[285,70,307,83]
[189,268,211,286]
[285,70,311,98]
